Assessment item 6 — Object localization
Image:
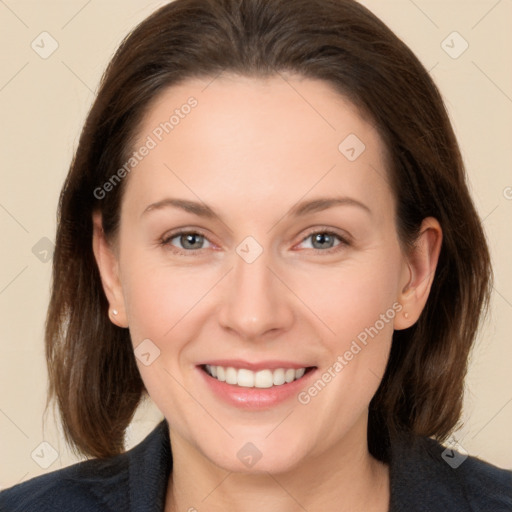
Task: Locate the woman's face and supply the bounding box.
[105,74,413,472]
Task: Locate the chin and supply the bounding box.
[199,437,309,475]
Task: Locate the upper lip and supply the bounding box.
[198,359,316,371]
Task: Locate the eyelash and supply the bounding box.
[159,227,350,256]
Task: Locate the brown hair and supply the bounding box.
[45,0,492,461]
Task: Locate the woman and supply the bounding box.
[1,0,510,510]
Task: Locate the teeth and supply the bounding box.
[237,369,255,387]
[295,367,306,379]
[225,366,237,385]
[254,369,273,388]
[285,368,295,383]
[204,365,308,388]
[273,369,285,386]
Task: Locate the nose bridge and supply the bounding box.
[218,243,293,339]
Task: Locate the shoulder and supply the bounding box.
[389,433,512,511]
[441,441,512,511]
[0,418,171,512]
[0,451,130,512]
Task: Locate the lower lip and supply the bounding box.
[197,366,317,410]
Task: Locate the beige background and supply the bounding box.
[0,0,511,489]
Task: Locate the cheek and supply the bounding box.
[296,250,402,344]
[118,229,221,342]
[122,265,216,348]
[118,255,219,422]
[292,248,401,407]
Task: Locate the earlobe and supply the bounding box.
[92,212,128,328]
[394,217,443,330]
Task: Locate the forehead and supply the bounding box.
[124,73,393,217]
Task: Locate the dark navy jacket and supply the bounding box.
[1,419,511,511]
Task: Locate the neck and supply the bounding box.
[164,420,390,512]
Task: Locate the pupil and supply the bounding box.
[183,233,202,249]
[314,233,332,249]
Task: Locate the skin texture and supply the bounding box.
[92,73,442,512]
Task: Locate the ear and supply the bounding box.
[92,211,128,328]
[394,217,443,330]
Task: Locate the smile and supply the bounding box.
[202,364,314,388]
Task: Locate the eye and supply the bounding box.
[296,229,349,253]
[159,228,349,256]
[160,230,213,255]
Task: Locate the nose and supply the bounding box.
[217,247,294,341]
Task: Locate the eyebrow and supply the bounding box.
[141,196,372,221]
[289,197,371,217]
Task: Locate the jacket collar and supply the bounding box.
[126,419,497,512]
[128,419,173,511]
[388,432,471,511]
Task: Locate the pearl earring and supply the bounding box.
[112,309,119,316]
[404,312,409,319]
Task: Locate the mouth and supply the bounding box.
[200,364,316,389]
